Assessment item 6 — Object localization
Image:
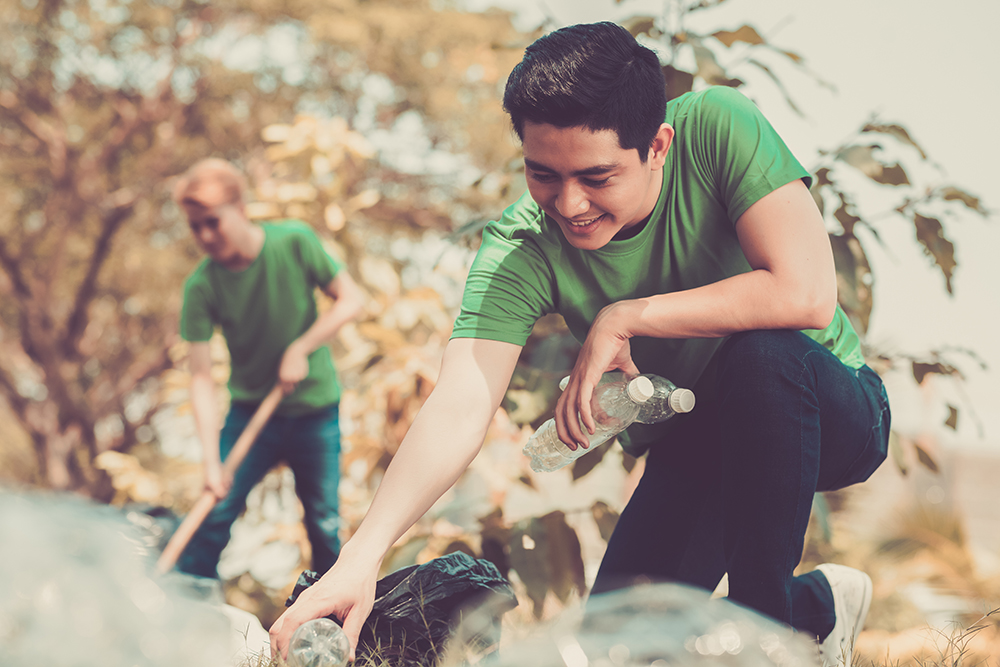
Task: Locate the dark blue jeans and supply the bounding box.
[177,403,342,579]
[592,330,891,639]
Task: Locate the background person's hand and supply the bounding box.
[278,343,310,395]
[202,458,231,499]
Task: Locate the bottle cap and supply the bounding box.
[669,388,696,413]
[626,376,654,403]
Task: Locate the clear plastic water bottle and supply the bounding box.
[523,374,654,472]
[634,373,696,424]
[288,618,350,667]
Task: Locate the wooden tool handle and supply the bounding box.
[156,385,284,574]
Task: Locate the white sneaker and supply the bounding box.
[815,564,873,667]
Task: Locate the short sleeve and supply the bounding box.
[451,201,555,345]
[180,273,215,342]
[293,223,342,288]
[697,87,811,223]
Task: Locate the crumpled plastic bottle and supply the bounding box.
[288,618,350,667]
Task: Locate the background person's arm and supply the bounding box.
[269,336,522,660]
[188,341,229,498]
[557,179,837,447]
[278,271,366,394]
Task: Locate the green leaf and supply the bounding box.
[690,0,729,11]
[835,144,910,186]
[912,213,956,294]
[478,509,510,578]
[811,494,832,544]
[862,122,927,159]
[621,15,658,38]
[810,168,836,218]
[747,58,802,116]
[937,186,987,215]
[570,439,612,481]
[779,49,804,63]
[945,404,958,431]
[911,361,959,384]
[539,511,586,603]
[621,450,637,473]
[691,40,743,87]
[662,64,695,101]
[712,25,765,47]
[913,442,940,473]
[876,163,910,186]
[833,192,861,236]
[508,518,550,618]
[829,231,872,334]
[889,431,908,476]
[590,500,619,543]
[814,167,834,186]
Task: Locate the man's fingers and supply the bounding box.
[341,608,367,662]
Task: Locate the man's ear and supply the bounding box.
[647,123,674,169]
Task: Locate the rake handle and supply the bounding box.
[156,384,285,574]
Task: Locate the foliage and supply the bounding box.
[0,0,528,494]
[615,0,989,470]
[1,0,993,637]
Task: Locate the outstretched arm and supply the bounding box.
[269,336,522,660]
[557,178,837,447]
[187,341,231,499]
[278,271,366,394]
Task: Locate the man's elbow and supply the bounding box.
[796,285,838,330]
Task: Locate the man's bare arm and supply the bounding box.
[557,179,838,446]
[279,271,366,393]
[188,341,228,498]
[269,336,522,660]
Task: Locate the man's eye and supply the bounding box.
[584,177,611,187]
[528,172,556,183]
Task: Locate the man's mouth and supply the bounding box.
[565,213,605,229]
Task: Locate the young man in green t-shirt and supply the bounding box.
[172,158,364,581]
[271,23,889,667]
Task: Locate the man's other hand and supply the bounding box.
[278,343,310,395]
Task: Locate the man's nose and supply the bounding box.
[554,182,588,218]
[196,225,215,244]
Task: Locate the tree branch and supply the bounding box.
[61,199,136,358]
[0,235,32,300]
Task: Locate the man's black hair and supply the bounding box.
[503,22,667,161]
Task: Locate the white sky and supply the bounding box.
[462,0,1000,446]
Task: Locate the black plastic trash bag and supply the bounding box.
[287,551,518,666]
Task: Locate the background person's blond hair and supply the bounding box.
[173,158,247,209]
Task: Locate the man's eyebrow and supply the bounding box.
[523,158,620,177]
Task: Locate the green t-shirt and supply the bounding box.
[181,220,343,415]
[451,87,865,452]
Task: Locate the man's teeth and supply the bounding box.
[569,216,600,227]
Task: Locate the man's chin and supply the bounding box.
[559,225,615,251]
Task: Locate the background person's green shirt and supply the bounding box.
[451,87,865,453]
[180,220,343,415]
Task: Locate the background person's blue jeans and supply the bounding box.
[592,330,891,639]
[177,403,342,579]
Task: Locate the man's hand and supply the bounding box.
[269,550,379,662]
[278,343,310,395]
[555,301,640,449]
[202,458,232,499]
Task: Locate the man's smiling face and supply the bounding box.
[521,121,672,250]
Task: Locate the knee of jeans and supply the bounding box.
[719,330,804,382]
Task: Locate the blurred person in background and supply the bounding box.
[271,23,889,667]
[171,158,364,582]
